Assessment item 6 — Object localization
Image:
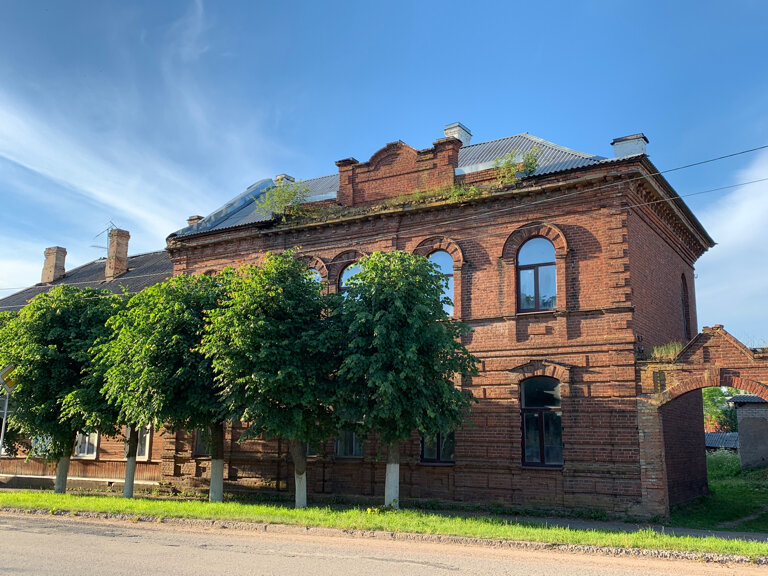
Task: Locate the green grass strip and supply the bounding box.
[1,492,767,559]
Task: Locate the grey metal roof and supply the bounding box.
[705,432,739,450]
[170,133,623,238]
[729,395,768,404]
[0,251,172,313]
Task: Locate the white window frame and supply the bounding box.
[124,425,152,462]
[73,432,99,459]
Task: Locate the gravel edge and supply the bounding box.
[3,507,766,565]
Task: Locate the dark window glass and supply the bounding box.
[421,431,455,463]
[521,377,563,467]
[428,250,454,316]
[194,429,210,457]
[517,237,557,311]
[336,430,363,458]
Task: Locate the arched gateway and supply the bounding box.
[637,326,768,517]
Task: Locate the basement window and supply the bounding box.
[521,377,563,467]
[421,432,455,463]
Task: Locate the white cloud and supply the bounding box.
[695,149,768,344]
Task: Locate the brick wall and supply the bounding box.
[660,390,708,506]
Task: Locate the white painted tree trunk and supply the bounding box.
[208,422,225,503]
[209,459,224,503]
[123,425,139,498]
[54,457,70,494]
[384,442,400,509]
[289,439,307,509]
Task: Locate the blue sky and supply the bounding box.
[1,1,767,342]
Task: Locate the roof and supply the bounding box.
[729,395,768,405]
[705,432,739,450]
[169,133,620,239]
[0,250,173,313]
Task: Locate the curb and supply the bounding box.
[3,507,766,565]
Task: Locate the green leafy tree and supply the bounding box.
[253,180,309,222]
[336,251,479,508]
[202,253,343,508]
[0,311,19,456]
[97,274,228,502]
[703,387,740,432]
[0,287,123,493]
[494,146,540,187]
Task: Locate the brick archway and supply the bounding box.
[413,236,465,264]
[509,359,572,390]
[501,221,569,260]
[297,254,328,281]
[655,371,768,406]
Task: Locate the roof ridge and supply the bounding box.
[460,133,529,149]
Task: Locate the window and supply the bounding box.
[517,237,556,311]
[124,426,152,461]
[339,263,361,294]
[193,429,210,457]
[335,430,363,458]
[681,275,692,341]
[521,377,563,467]
[73,432,99,459]
[309,268,322,283]
[428,250,454,316]
[421,431,455,463]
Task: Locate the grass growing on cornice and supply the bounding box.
[1,492,767,559]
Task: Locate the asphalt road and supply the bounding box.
[0,514,763,576]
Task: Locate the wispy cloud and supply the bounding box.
[696,150,768,344]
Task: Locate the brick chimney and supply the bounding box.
[41,246,67,283]
[187,215,204,226]
[105,228,130,282]
[611,133,648,158]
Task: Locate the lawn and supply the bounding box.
[668,450,768,532]
[1,489,768,560]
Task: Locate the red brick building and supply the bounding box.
[159,123,768,518]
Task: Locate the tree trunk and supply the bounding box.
[54,455,71,494]
[123,425,140,498]
[208,422,225,503]
[384,441,400,509]
[288,439,308,509]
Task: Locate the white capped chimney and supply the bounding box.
[41,246,67,283]
[105,228,130,282]
[611,133,648,158]
[444,122,472,146]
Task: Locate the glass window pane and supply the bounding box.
[428,250,453,275]
[522,377,561,409]
[538,265,557,309]
[518,238,555,266]
[422,436,438,460]
[524,413,541,463]
[544,412,563,465]
[340,263,361,290]
[519,268,536,310]
[440,432,455,462]
[309,269,322,283]
[337,430,363,457]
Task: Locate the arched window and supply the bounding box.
[517,237,556,312]
[428,250,454,316]
[309,268,322,283]
[681,275,692,341]
[339,262,362,294]
[521,377,563,467]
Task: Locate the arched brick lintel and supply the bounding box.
[296,254,328,280]
[509,359,572,386]
[657,372,768,406]
[413,236,465,264]
[328,249,367,289]
[501,221,569,260]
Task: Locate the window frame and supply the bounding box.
[73,431,99,460]
[193,429,210,457]
[520,377,563,468]
[517,237,557,313]
[420,431,456,464]
[124,425,152,462]
[335,430,364,459]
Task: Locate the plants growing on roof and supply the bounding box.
[494,146,540,187]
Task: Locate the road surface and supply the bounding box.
[0,514,762,575]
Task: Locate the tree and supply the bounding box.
[253,180,309,222]
[0,287,123,493]
[336,251,479,508]
[703,386,740,432]
[97,274,228,501]
[201,253,342,508]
